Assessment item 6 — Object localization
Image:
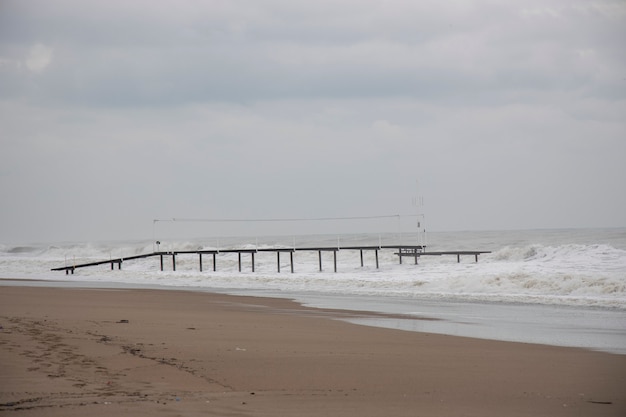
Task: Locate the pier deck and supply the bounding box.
[51,245,491,274]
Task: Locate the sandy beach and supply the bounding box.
[1,285,624,416]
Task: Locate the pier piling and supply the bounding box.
[318,251,322,272]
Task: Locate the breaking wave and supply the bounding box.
[1,230,625,309]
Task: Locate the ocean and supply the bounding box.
[1,227,625,354]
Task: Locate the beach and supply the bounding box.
[1,285,624,416]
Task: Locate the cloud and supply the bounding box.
[1,0,622,107]
[0,0,625,242]
[25,43,53,72]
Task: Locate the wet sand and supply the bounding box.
[1,285,625,416]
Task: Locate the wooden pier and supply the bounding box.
[51,244,490,275]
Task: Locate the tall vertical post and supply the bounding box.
[251,252,255,272]
[277,252,281,273]
[199,253,203,272]
[160,254,164,271]
[399,248,402,264]
[457,254,461,263]
[318,250,322,272]
[213,253,216,271]
[238,253,242,272]
[290,251,294,273]
[172,254,176,271]
[360,250,364,267]
[333,250,337,273]
[375,249,379,269]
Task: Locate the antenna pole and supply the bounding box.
[414,179,426,247]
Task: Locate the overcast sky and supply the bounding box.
[1,0,625,243]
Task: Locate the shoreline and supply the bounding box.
[2,278,626,355]
[1,285,626,416]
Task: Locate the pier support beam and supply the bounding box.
[172,254,176,271]
[199,253,203,272]
[457,254,461,263]
[318,251,322,272]
[213,253,217,271]
[375,249,379,269]
[238,253,242,272]
[333,250,337,273]
[360,250,364,267]
[290,251,294,273]
[251,252,255,272]
[160,254,164,271]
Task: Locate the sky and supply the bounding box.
[1,0,625,243]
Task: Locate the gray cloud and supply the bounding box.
[1,0,625,243]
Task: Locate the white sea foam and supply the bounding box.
[2,228,625,310]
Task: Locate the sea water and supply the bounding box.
[1,228,625,353]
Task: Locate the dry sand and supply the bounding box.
[1,285,624,416]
